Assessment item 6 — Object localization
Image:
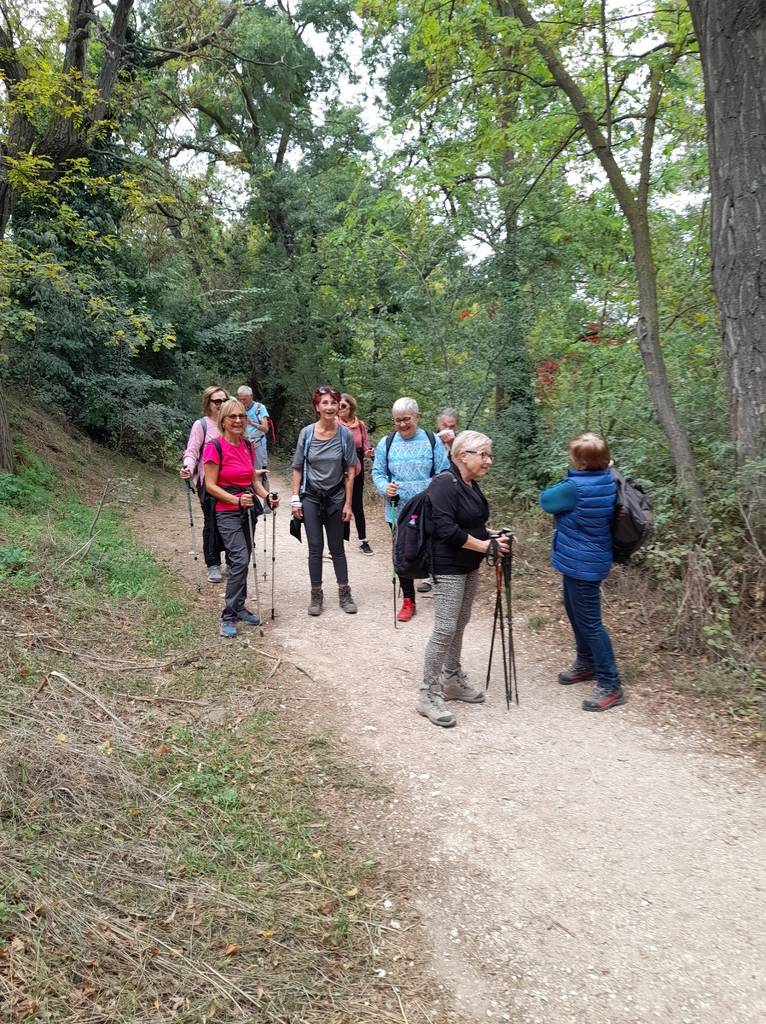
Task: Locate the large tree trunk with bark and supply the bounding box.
[0,390,15,474]
[687,0,766,518]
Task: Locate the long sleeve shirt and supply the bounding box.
[372,428,450,524]
[182,416,221,486]
[539,479,577,514]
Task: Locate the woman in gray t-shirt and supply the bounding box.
[291,387,359,616]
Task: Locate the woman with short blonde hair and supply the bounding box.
[202,400,279,637]
[415,430,509,728]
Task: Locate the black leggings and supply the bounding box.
[197,483,225,567]
[351,470,367,541]
[302,491,348,588]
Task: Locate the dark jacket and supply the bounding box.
[548,468,616,581]
[428,463,489,575]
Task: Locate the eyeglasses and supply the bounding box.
[210,398,227,406]
[394,416,414,425]
[226,413,246,420]
[464,450,493,461]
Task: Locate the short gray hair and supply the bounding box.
[437,407,459,426]
[392,397,419,418]
[237,385,253,398]
[451,430,492,461]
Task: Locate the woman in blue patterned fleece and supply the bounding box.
[372,397,449,621]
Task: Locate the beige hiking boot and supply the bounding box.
[416,687,457,728]
[441,669,486,703]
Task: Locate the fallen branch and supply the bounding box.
[46,670,134,735]
[56,478,111,570]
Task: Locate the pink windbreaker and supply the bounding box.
[182,415,221,486]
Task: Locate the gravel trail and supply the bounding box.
[138,470,766,1024]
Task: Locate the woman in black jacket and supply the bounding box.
[417,430,509,728]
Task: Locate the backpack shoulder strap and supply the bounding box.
[384,430,396,480]
[339,424,354,470]
[211,437,223,465]
[301,423,315,491]
[425,429,437,477]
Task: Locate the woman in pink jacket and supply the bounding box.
[338,392,375,554]
[180,385,228,582]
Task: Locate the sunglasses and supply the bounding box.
[210,397,227,406]
[316,387,340,397]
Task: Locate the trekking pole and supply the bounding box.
[390,493,399,629]
[485,533,516,708]
[184,479,204,593]
[262,496,268,582]
[270,493,278,620]
[247,504,262,624]
[503,534,519,705]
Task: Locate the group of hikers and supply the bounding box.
[181,384,625,728]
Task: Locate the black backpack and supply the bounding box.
[611,468,653,564]
[393,471,455,579]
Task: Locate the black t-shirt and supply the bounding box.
[428,464,490,575]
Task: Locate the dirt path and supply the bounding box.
[136,470,766,1024]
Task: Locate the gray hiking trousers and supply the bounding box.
[421,570,479,692]
[216,510,254,621]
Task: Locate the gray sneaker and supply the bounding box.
[441,669,486,703]
[206,565,222,583]
[416,689,457,728]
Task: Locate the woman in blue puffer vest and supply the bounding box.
[539,432,625,712]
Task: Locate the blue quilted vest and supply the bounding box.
[551,469,616,581]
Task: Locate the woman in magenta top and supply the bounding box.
[339,393,375,554]
[180,385,227,582]
[203,399,279,638]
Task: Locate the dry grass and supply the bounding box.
[0,419,457,1023]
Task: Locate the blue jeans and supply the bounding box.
[562,575,620,690]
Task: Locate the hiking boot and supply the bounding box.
[441,669,486,704]
[416,688,457,728]
[360,540,373,554]
[417,580,432,593]
[339,585,358,614]
[207,564,222,583]
[558,661,595,685]
[219,619,237,638]
[582,684,626,712]
[237,608,261,625]
[397,598,416,622]
[308,588,324,616]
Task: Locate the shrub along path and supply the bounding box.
[137,468,766,1024]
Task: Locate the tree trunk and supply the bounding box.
[687,0,766,518]
[0,389,15,474]
[506,0,707,529]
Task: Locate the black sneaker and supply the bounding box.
[360,541,373,554]
[558,662,595,685]
[582,685,626,712]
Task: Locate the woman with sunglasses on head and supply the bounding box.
[203,399,279,637]
[180,385,228,582]
[291,387,359,616]
[338,393,375,554]
[416,431,509,728]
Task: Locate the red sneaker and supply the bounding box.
[397,598,416,622]
[582,685,626,712]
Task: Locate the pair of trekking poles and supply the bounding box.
[184,480,278,622]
